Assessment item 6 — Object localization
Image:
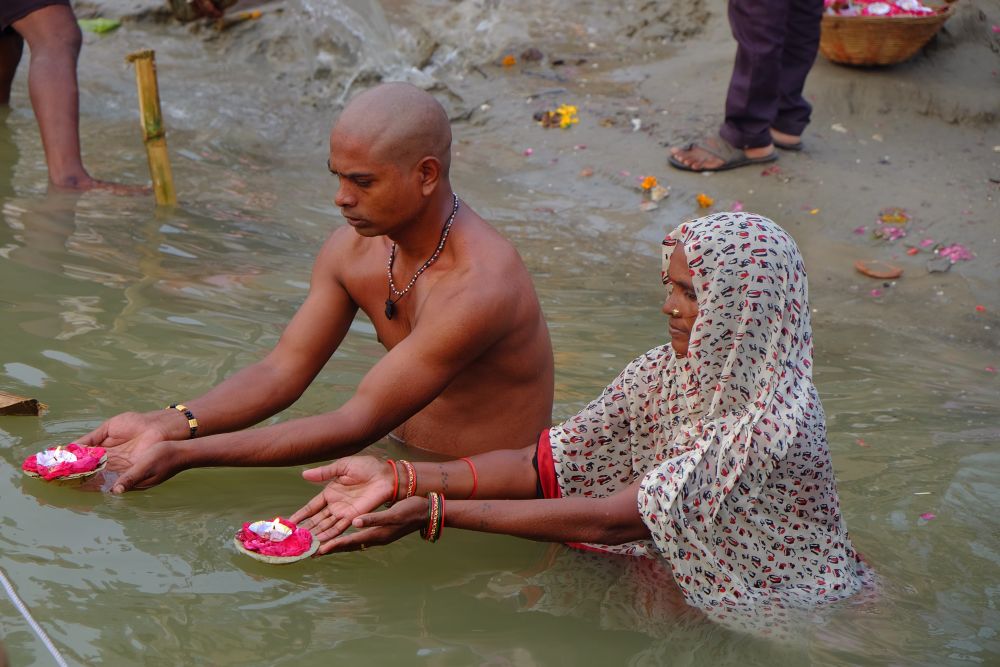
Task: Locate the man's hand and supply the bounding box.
[318,496,428,555]
[75,411,188,493]
[109,440,188,493]
[290,456,395,545]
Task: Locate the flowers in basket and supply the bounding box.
[825,0,937,16]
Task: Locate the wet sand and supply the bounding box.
[57,0,999,338]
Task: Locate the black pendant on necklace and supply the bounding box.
[384,299,395,320]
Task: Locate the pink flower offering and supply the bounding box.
[22,443,107,481]
[234,517,318,564]
[937,243,973,263]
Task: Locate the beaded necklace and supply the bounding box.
[384,193,460,320]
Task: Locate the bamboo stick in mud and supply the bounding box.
[126,49,176,206]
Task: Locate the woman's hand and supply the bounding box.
[318,496,428,555]
[290,456,395,544]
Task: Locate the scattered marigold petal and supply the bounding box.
[640,175,657,190]
[809,208,820,215]
[696,193,714,208]
[879,207,909,224]
[501,54,516,67]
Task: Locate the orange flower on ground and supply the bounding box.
[501,54,516,67]
[696,193,714,208]
[641,176,657,191]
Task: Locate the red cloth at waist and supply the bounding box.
[535,428,561,500]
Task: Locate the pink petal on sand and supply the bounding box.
[920,238,935,247]
[853,225,867,235]
[731,201,744,213]
[523,148,534,156]
[986,366,997,373]
[870,289,882,297]
[992,25,1000,33]
[920,513,936,520]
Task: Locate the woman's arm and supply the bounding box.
[291,444,540,548]
[408,445,540,500]
[446,482,649,544]
[322,480,650,554]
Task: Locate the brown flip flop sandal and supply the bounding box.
[669,136,778,173]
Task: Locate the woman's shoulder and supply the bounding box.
[616,344,673,388]
[632,344,674,370]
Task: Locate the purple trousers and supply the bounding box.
[719,0,824,149]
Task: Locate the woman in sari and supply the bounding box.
[290,212,870,615]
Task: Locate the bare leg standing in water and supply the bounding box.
[0,2,144,193]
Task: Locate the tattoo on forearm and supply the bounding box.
[439,464,449,493]
[478,502,492,530]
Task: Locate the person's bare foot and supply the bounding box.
[50,174,150,196]
[669,135,776,172]
[770,128,802,150]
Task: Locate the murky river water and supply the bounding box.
[1,1,998,665]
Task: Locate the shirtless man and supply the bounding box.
[77,82,554,493]
[1,1,140,191]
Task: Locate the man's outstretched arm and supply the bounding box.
[77,231,358,474]
[109,272,516,491]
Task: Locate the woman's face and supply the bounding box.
[662,244,699,357]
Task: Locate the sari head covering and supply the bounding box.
[541,212,869,619]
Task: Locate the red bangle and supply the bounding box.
[386,459,399,506]
[460,457,478,499]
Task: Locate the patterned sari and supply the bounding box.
[538,212,871,617]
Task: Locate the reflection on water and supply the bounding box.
[2,3,999,667]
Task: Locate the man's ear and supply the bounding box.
[417,156,441,196]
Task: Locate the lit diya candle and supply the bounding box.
[234,516,318,564]
[22,443,108,481]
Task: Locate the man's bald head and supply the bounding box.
[333,83,452,176]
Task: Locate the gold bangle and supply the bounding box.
[400,460,416,498]
[421,491,443,542]
[166,403,198,439]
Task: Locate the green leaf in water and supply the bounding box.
[78,18,122,34]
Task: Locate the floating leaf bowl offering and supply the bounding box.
[22,444,107,482]
[233,517,318,564]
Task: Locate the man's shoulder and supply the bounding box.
[316,226,379,263]
[451,215,524,272]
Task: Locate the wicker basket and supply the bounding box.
[819,2,955,66]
